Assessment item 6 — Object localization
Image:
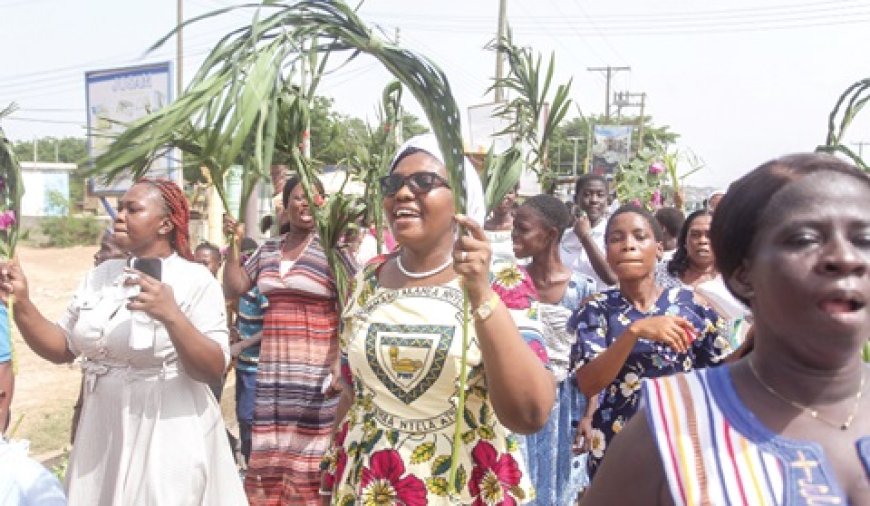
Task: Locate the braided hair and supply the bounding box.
[522,194,573,242]
[136,178,193,261]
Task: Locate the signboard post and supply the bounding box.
[85,62,174,196]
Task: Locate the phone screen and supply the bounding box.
[132,257,162,281]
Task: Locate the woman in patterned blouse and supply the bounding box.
[569,204,731,480]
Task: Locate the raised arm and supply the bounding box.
[222,216,254,298]
[454,215,555,434]
[0,258,75,364]
[573,216,616,286]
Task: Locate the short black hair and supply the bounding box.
[240,237,259,254]
[605,204,663,242]
[711,152,870,304]
[282,174,325,209]
[522,194,572,242]
[195,241,221,259]
[654,207,685,239]
[574,174,608,202]
[667,209,711,278]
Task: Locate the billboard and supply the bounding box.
[85,62,174,195]
[466,103,512,155]
[590,124,632,177]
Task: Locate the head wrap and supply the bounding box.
[390,134,486,226]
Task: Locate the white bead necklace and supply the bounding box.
[395,254,453,279]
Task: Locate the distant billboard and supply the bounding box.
[85,62,174,195]
[590,125,632,177]
[466,103,512,155]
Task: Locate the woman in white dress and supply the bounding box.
[0,179,246,505]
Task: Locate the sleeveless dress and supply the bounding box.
[58,255,245,505]
[508,267,595,505]
[243,234,353,505]
[643,366,869,505]
[323,257,547,505]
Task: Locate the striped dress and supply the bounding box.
[243,234,354,505]
[643,366,865,505]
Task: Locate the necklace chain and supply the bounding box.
[395,255,453,279]
[747,358,865,431]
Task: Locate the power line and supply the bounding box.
[365,0,869,24]
[4,116,86,125]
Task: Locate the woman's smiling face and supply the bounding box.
[383,151,455,248]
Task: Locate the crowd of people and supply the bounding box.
[0,139,867,505]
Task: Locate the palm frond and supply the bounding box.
[819,77,870,170]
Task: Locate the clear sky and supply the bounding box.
[2,0,870,188]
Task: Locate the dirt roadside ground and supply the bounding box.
[7,245,238,459]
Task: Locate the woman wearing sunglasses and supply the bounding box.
[320,134,555,505]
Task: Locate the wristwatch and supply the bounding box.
[473,292,501,322]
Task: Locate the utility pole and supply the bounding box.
[567,136,581,176]
[494,0,508,102]
[301,40,311,159]
[176,0,184,187]
[394,27,404,146]
[851,141,870,158]
[587,66,630,120]
[613,91,647,152]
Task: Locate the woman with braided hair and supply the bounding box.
[0,178,246,505]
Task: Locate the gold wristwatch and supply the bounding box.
[473,292,501,322]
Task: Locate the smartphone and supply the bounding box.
[132,257,162,281]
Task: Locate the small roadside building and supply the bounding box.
[20,161,76,217]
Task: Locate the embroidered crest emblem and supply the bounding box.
[366,323,455,404]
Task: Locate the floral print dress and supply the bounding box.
[323,257,547,505]
[569,287,731,479]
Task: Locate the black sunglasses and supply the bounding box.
[379,172,451,197]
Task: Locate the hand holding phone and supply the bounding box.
[133,257,162,281]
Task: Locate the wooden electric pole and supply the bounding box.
[494,0,508,102]
[587,66,630,120]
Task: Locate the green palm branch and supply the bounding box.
[347,80,403,253]
[816,77,870,171]
[86,3,472,492]
[486,29,573,195]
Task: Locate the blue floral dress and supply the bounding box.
[568,287,731,479]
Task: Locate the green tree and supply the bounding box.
[13,136,87,164]
[548,114,679,175]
